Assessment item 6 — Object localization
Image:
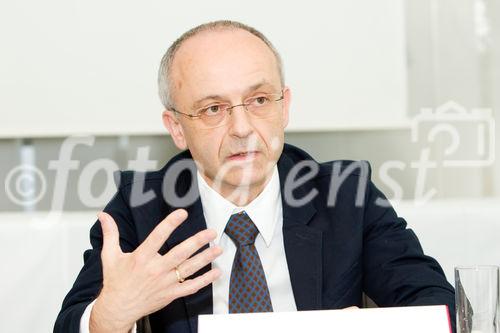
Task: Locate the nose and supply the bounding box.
[227,105,253,138]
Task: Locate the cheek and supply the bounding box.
[185,127,224,164]
[256,120,285,156]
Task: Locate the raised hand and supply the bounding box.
[89,209,222,333]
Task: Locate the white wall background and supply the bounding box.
[0,0,408,137]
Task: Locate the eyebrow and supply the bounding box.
[190,80,276,110]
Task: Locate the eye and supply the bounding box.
[249,95,271,106]
[201,104,224,116]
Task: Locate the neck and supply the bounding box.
[201,171,274,207]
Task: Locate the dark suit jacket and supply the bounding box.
[54,143,455,333]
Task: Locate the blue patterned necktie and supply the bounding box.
[224,211,273,313]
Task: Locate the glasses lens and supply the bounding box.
[199,104,228,128]
[196,93,282,128]
[246,94,281,118]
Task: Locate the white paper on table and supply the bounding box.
[199,305,451,333]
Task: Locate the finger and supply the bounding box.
[162,228,217,270]
[98,212,121,259]
[171,246,222,283]
[342,306,359,310]
[173,268,222,298]
[136,209,188,257]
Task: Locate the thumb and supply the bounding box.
[98,212,121,260]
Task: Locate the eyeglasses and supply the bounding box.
[170,90,284,128]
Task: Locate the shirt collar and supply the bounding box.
[196,165,281,247]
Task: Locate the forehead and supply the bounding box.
[170,28,281,103]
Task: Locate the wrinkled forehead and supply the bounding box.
[169,29,282,106]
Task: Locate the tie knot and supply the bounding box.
[224,211,259,246]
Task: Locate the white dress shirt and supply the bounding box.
[198,165,297,314]
[80,165,296,332]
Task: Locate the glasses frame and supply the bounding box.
[169,90,285,122]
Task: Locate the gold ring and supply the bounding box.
[175,266,185,283]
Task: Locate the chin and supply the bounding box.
[224,168,266,188]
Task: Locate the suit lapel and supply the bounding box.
[278,153,323,310]
[163,157,213,333]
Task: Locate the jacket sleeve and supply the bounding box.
[361,169,456,332]
[54,188,139,333]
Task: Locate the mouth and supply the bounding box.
[226,151,260,161]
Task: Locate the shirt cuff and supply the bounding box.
[79,300,137,333]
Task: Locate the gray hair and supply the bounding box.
[157,20,284,110]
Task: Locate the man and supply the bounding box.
[55,20,456,333]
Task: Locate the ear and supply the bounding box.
[162,110,188,150]
[281,86,291,129]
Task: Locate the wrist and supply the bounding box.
[89,294,135,333]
